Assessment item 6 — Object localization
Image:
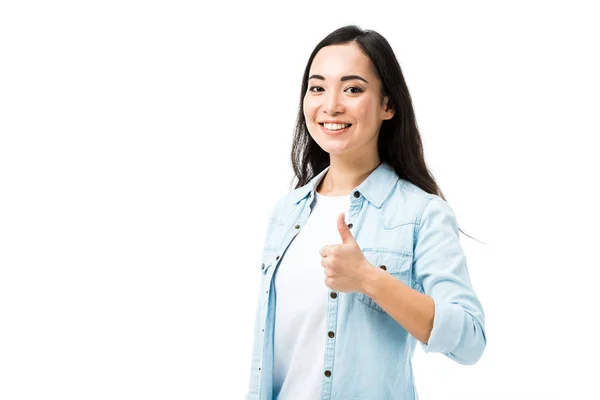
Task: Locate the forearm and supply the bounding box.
[360,264,434,344]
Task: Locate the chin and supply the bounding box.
[309,132,351,154]
[321,144,351,155]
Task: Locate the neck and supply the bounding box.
[317,156,381,196]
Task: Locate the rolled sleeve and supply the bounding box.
[413,196,486,365]
[421,299,464,353]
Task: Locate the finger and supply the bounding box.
[319,245,333,258]
[337,212,355,244]
[321,257,328,269]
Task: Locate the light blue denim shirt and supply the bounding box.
[245,161,486,400]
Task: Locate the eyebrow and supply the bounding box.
[308,74,369,84]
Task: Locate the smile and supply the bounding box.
[319,123,352,135]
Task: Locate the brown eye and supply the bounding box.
[346,87,362,94]
[308,86,324,92]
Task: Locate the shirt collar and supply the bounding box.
[288,161,400,208]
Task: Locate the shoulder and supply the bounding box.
[398,182,457,230]
[383,180,458,239]
[379,179,438,226]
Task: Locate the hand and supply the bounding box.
[319,213,370,293]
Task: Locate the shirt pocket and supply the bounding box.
[356,249,413,314]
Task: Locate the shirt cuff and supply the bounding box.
[421,298,465,354]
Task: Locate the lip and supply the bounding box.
[319,120,351,124]
[319,122,351,136]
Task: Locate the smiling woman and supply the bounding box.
[245,25,486,400]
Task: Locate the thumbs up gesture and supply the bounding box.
[319,212,370,293]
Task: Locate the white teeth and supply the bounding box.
[323,123,350,130]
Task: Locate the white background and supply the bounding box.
[1,1,598,399]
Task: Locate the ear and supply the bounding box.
[382,96,395,120]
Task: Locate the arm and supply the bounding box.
[360,267,435,344]
[362,196,486,365]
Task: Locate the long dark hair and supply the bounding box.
[290,25,481,243]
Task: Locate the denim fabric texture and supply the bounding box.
[245,161,486,400]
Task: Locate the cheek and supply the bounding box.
[353,106,369,122]
[352,98,376,123]
[303,96,317,119]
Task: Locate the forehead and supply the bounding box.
[309,43,374,78]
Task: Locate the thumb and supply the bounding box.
[337,213,355,244]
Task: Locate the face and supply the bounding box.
[303,43,394,159]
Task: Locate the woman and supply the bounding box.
[245,25,486,400]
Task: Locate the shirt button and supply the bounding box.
[353,191,360,198]
[276,255,280,260]
[328,331,335,338]
[330,292,337,299]
[295,224,300,229]
[380,265,387,271]
[324,370,331,377]
[261,263,265,270]
[347,223,353,229]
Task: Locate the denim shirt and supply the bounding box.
[245,161,486,400]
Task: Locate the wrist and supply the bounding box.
[359,261,381,296]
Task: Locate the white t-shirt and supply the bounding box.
[272,191,351,400]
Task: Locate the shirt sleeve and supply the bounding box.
[413,196,487,365]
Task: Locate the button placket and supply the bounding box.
[345,190,361,232]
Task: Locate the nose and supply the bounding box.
[324,91,344,115]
